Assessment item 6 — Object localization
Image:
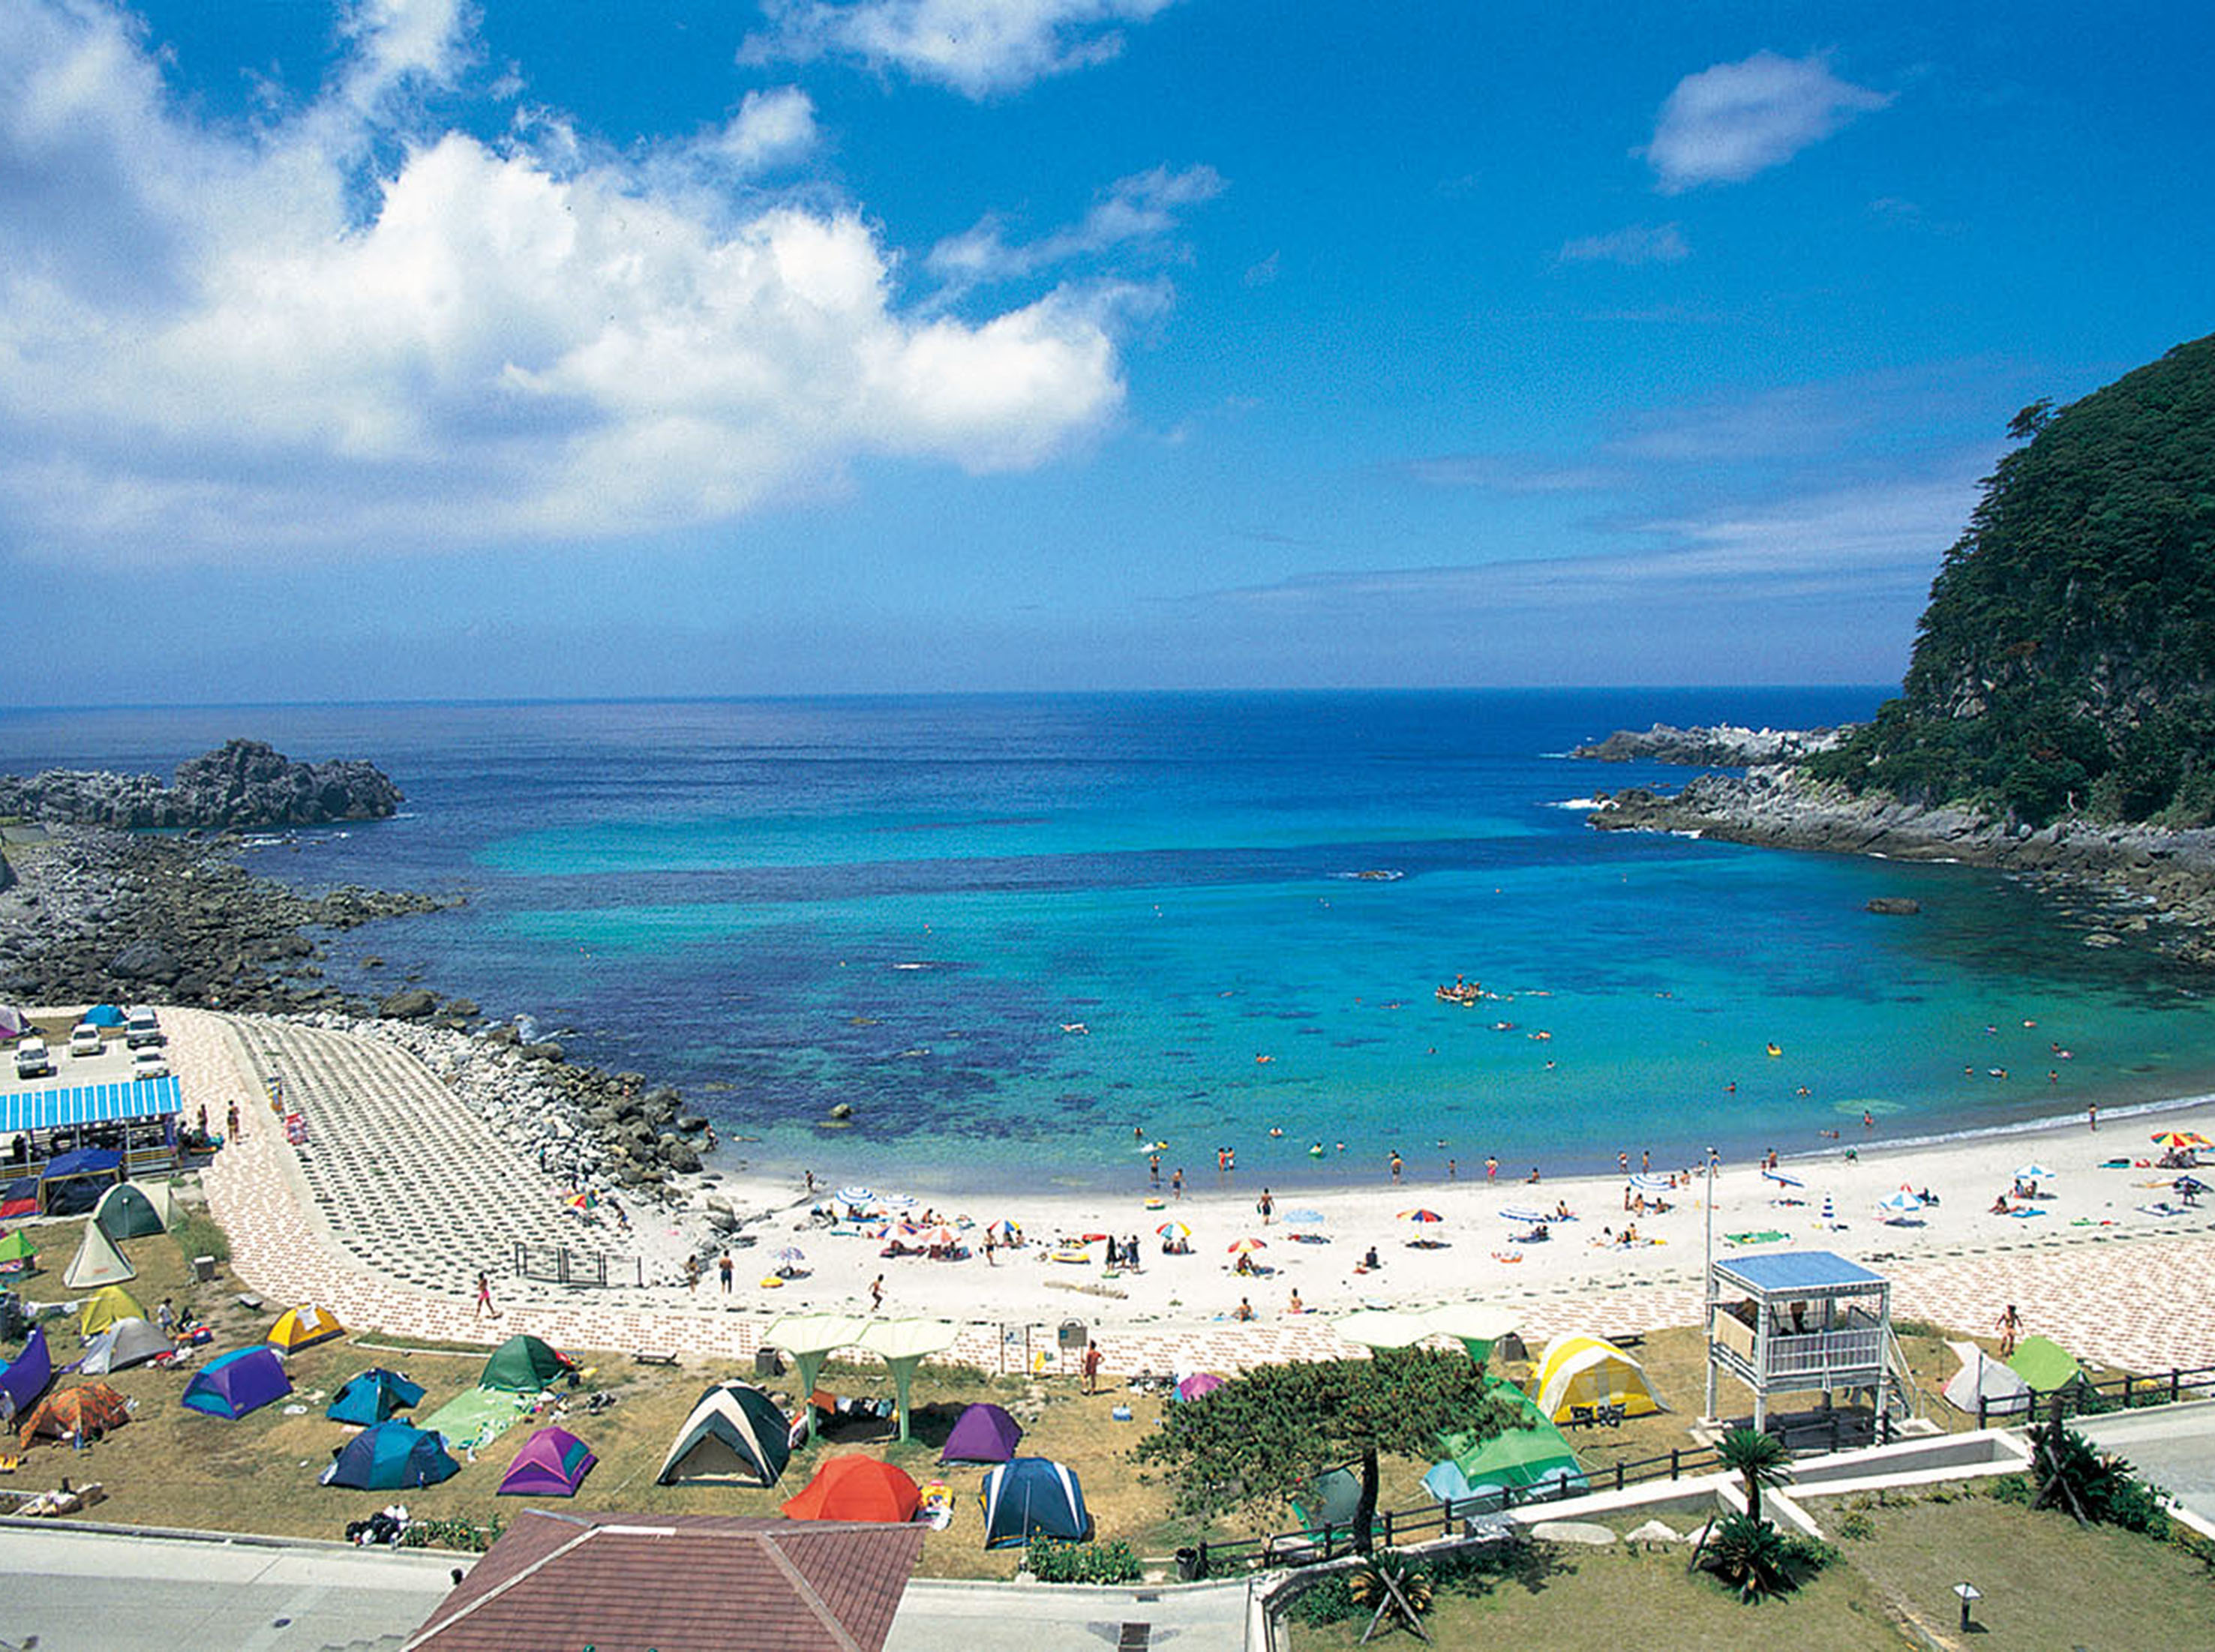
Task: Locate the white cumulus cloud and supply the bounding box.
[926,163,1223,293]
[1645,49,1891,193]
[1557,222,1688,266]
[0,0,1134,564]
[742,0,1177,99]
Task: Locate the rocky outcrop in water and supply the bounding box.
[1588,766,2215,964]
[0,739,401,829]
[1571,723,1853,765]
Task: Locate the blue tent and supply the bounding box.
[327,1368,426,1426]
[182,1346,292,1419]
[323,1420,460,1490]
[980,1457,1091,1549]
[84,1006,127,1028]
[0,1327,53,1420]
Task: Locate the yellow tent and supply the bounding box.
[79,1284,146,1338]
[267,1303,344,1353]
[1532,1333,1663,1423]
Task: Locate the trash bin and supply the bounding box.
[1175,1546,1205,1582]
[754,1348,784,1378]
[193,1255,217,1282]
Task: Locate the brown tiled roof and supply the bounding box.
[405,1510,924,1652]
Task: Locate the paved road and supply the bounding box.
[0,1522,461,1652]
[2075,1399,2215,1526]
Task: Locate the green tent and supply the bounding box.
[2006,1335,2086,1396]
[1436,1379,1584,1493]
[93,1183,170,1241]
[1291,1465,1364,1536]
[0,1230,35,1273]
[480,1334,573,1393]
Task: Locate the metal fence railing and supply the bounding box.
[511,1242,644,1288]
[1976,1362,2215,1431]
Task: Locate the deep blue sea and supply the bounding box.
[7,690,2213,1193]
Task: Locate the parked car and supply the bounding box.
[125,1009,164,1048]
[69,1024,104,1058]
[14,1039,54,1079]
[131,1048,170,1081]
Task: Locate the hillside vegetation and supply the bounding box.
[1810,333,2215,825]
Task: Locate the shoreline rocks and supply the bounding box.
[0,739,403,829]
[1570,723,1853,766]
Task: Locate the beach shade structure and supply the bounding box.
[92,1181,173,1240]
[327,1368,425,1426]
[80,1318,172,1375]
[78,1283,145,1338]
[940,1402,1024,1465]
[765,1312,869,1441]
[497,1425,598,1498]
[18,1382,130,1447]
[834,1186,876,1210]
[2151,1130,2211,1150]
[1398,1209,1445,1225]
[0,1328,53,1423]
[773,1246,807,1272]
[979,1458,1091,1549]
[0,1229,32,1275]
[1334,1308,1432,1353]
[857,1318,959,1444]
[1532,1335,1663,1426]
[480,1334,574,1393]
[1226,1237,1268,1255]
[1172,1372,1226,1405]
[2012,1164,2057,1183]
[62,1220,134,1289]
[1154,1222,1190,1241]
[42,1147,125,1218]
[2006,1335,2088,1396]
[782,1454,922,1523]
[324,1420,461,1492]
[1283,1209,1327,1227]
[1292,1465,1364,1536]
[986,1219,1022,1242]
[1875,1189,1926,1224]
[268,1303,346,1354]
[656,1382,792,1488]
[182,1345,293,1420]
[1941,1342,2033,1418]
[1629,1174,1676,1192]
[1499,1207,1553,1227]
[1760,1169,1805,1190]
[1420,1303,1520,1366]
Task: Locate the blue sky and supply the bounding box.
[2,0,2208,703]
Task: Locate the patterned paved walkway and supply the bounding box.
[183,1009,2215,1381]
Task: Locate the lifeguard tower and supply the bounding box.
[1705,1250,1895,1430]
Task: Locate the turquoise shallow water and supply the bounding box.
[6,689,2213,1191]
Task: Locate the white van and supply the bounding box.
[14,1039,53,1079]
[125,1009,164,1048]
[69,1024,104,1058]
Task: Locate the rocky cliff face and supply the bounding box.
[0,739,402,829]
[1571,723,1853,765]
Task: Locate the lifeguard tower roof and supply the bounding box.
[1715,1251,1884,1295]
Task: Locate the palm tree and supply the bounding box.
[1716,1428,1792,1522]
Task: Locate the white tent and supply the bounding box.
[63,1220,137,1288]
[1941,1341,2032,1419]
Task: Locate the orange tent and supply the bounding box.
[19,1382,131,1446]
[779,1455,920,1523]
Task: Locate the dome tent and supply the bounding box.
[979,1458,1091,1549]
[19,1382,130,1445]
[781,1456,920,1523]
[481,1334,574,1393]
[267,1304,344,1353]
[939,1402,1023,1465]
[497,1426,597,1498]
[182,1346,292,1419]
[0,1328,53,1423]
[63,1221,135,1290]
[1532,1335,1662,1425]
[78,1284,145,1339]
[655,1382,791,1488]
[324,1420,460,1491]
[92,1182,174,1241]
[328,1368,425,1426]
[82,1318,173,1375]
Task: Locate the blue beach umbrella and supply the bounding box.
[1283,1209,1326,1226]
[2012,1164,2055,1183]
[1499,1207,1550,1225]
[1760,1168,1804,1189]
[1629,1174,1675,1192]
[834,1186,875,1207]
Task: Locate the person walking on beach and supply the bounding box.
[227,1102,241,1141]
[1996,1303,2024,1358]
[719,1252,734,1293]
[475,1272,499,1319]
[1257,1188,1274,1225]
[1082,1341,1103,1394]
[870,1274,884,1312]
[2087,1102,2098,1132]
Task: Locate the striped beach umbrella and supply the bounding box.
[1155,1221,1191,1240]
[2012,1164,2055,1183]
[1397,1209,1445,1225]
[1760,1168,1803,1189]
[1876,1189,1925,1222]
[1629,1174,1675,1192]
[2151,1130,2210,1150]
[1226,1237,1268,1255]
[1283,1209,1326,1226]
[1499,1206,1550,1225]
[773,1246,806,1267]
[834,1186,875,1207]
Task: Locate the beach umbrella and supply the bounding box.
[764,1313,869,1441]
[1173,1372,1225,1403]
[1760,1169,1804,1189]
[1397,1209,1444,1225]
[1335,1309,1431,1351]
[2172,1176,2206,1195]
[1876,1189,1925,1221]
[1421,1303,1518,1364]
[855,1318,959,1443]
[2012,1164,2055,1183]
[2151,1131,2210,1149]
[1155,1221,1190,1240]
[834,1186,875,1207]
[1629,1174,1675,1192]
[1283,1209,1326,1226]
[1499,1207,1550,1225]
[884,1194,917,1210]
[988,1219,1022,1240]
[1226,1237,1267,1255]
[921,1226,959,1249]
[773,1246,806,1267]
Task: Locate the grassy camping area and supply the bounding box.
[2,1198,2192,1615]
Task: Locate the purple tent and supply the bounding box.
[182,1345,291,1419]
[0,1327,53,1421]
[497,1425,597,1498]
[1174,1372,1225,1403]
[939,1401,1024,1465]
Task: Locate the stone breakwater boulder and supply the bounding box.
[1588,766,2215,965]
[0,739,402,829]
[1571,723,1853,766]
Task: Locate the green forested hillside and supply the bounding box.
[1810,333,2215,824]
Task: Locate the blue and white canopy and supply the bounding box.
[0,1075,179,1135]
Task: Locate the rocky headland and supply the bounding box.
[0,739,403,829]
[1570,722,1854,765]
[1584,760,2215,965]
